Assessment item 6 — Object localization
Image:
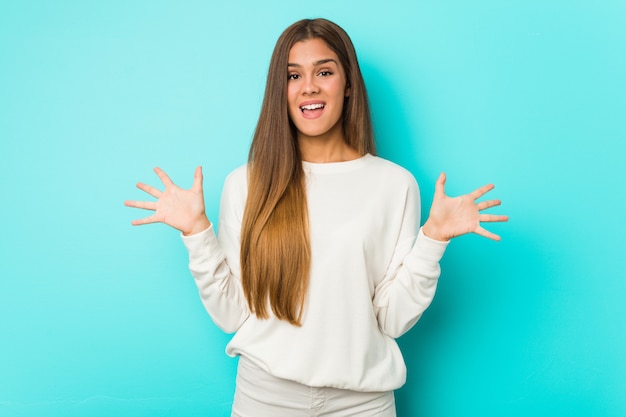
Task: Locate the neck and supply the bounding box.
[299,139,361,163]
[298,126,361,163]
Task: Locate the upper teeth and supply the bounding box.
[301,103,324,110]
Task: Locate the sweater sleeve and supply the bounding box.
[372,178,449,338]
[180,168,250,333]
[181,225,249,333]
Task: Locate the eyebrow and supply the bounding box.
[287,58,338,67]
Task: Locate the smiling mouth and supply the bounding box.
[300,103,325,112]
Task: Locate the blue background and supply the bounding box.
[1,0,624,416]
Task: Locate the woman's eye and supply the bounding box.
[288,73,300,80]
[318,71,333,77]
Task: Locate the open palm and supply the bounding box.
[124,167,211,236]
[423,173,508,241]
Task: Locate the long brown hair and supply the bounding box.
[240,18,376,325]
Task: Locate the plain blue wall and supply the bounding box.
[1,1,624,416]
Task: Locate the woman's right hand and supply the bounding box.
[124,166,211,236]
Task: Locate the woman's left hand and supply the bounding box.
[422,172,508,242]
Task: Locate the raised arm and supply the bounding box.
[124,166,211,236]
[375,172,508,337]
[125,166,250,332]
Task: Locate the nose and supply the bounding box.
[302,75,320,95]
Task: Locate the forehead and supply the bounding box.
[288,38,340,65]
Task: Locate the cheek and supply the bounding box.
[286,87,296,115]
[287,92,297,111]
[332,79,348,98]
[287,84,298,104]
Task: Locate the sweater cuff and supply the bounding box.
[414,227,449,262]
[180,224,220,258]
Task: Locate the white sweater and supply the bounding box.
[181,154,448,392]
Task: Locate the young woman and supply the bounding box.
[125,18,507,417]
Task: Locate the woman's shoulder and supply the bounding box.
[367,155,418,184]
[219,163,249,209]
[224,163,249,187]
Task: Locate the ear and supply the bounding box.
[345,82,351,97]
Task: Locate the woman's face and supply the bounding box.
[287,38,350,144]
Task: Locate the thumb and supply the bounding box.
[192,166,204,192]
[434,172,446,200]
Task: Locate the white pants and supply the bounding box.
[231,356,396,417]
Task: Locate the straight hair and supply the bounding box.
[240,18,376,325]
